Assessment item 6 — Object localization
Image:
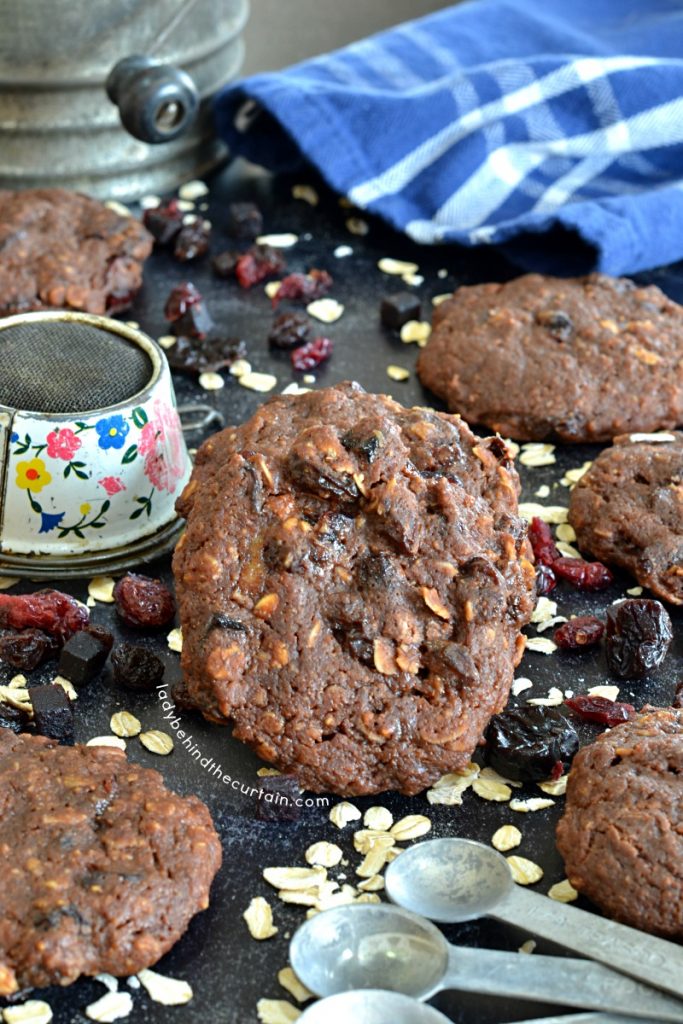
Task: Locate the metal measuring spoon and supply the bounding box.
[384,838,683,1002]
[289,904,683,1021]
[298,990,452,1024]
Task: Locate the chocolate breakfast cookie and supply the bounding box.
[0,729,221,995]
[173,382,535,796]
[568,432,683,604]
[556,708,683,938]
[417,274,683,442]
[0,188,152,316]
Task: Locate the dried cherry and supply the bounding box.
[143,199,183,245]
[535,564,557,596]
[484,705,579,782]
[272,270,332,307]
[291,336,333,371]
[565,694,635,727]
[164,282,203,321]
[268,311,311,350]
[528,517,559,566]
[113,574,175,629]
[111,642,165,691]
[554,616,604,650]
[174,220,211,262]
[605,599,672,678]
[227,201,263,240]
[168,335,247,375]
[553,557,614,591]
[0,629,56,670]
[0,591,88,643]
[235,245,286,289]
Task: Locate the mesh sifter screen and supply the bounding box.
[0,320,154,414]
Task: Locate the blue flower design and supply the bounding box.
[95,415,130,451]
[10,432,18,442]
[39,511,65,534]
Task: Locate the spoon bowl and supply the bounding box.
[298,990,453,1024]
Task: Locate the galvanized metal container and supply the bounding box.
[0,0,249,199]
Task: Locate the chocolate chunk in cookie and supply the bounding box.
[417,274,683,442]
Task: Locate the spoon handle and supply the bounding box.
[493,884,683,1001]
[441,944,683,1021]
[509,1016,658,1024]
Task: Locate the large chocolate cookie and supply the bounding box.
[0,730,221,995]
[569,432,683,604]
[173,381,535,796]
[556,708,683,938]
[0,188,152,316]
[417,274,683,442]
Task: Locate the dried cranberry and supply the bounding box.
[268,311,311,350]
[174,220,211,262]
[605,599,672,679]
[554,616,605,650]
[227,201,263,240]
[0,629,56,670]
[272,270,332,307]
[235,245,286,289]
[484,706,579,782]
[168,335,247,376]
[553,557,614,591]
[0,591,88,643]
[291,336,333,371]
[212,250,240,279]
[113,574,175,629]
[528,517,559,567]
[535,564,557,596]
[255,775,301,822]
[111,642,165,691]
[673,681,683,709]
[164,282,203,321]
[565,694,635,727]
[143,198,183,245]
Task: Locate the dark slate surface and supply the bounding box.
[2,157,682,1024]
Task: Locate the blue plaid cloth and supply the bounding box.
[214,0,683,275]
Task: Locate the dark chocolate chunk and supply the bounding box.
[227,201,263,240]
[58,630,110,687]
[380,292,421,330]
[28,684,74,744]
[255,775,301,822]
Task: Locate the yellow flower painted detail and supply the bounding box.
[15,458,52,494]
[79,503,92,515]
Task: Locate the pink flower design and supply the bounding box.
[138,400,186,494]
[46,427,82,462]
[98,475,126,496]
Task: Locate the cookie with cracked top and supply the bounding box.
[417,273,683,442]
[173,381,535,796]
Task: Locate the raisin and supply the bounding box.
[268,311,311,350]
[168,335,246,375]
[164,282,203,321]
[554,615,604,650]
[565,694,635,727]
[235,245,286,289]
[535,309,574,341]
[0,629,56,670]
[272,270,332,307]
[227,201,263,240]
[58,630,111,687]
[0,591,88,643]
[208,613,247,632]
[174,220,211,262]
[553,557,614,591]
[535,564,557,596]
[143,199,183,245]
[484,706,579,782]
[255,775,301,822]
[113,574,175,629]
[212,250,240,279]
[605,599,672,679]
[291,336,333,371]
[528,517,559,567]
[29,683,74,744]
[0,701,31,734]
[111,642,165,691]
[84,625,114,654]
[674,681,683,709]
[380,292,421,329]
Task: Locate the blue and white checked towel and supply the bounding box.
[214,0,683,275]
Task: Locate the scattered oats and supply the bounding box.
[94,975,119,994]
[104,200,131,218]
[629,432,676,443]
[256,998,300,1023]
[510,797,555,813]
[302,374,315,384]
[278,967,312,1003]
[88,575,116,603]
[257,767,282,777]
[345,217,369,236]
[437,268,448,278]
[363,806,393,831]
[387,364,410,382]
[535,615,567,634]
[263,867,327,891]
[518,503,568,524]
[338,196,353,208]
[355,892,382,905]
[588,684,620,701]
[525,637,558,656]
[85,991,133,1022]
[306,297,344,323]
[277,889,319,908]
[390,814,432,841]
[507,856,544,885]
[179,179,208,201]
[357,874,385,892]
[199,371,225,391]
[139,730,173,755]
[140,194,161,209]
[378,257,419,276]
[281,383,311,396]
[305,841,343,867]
[538,775,568,796]
[240,370,278,393]
[157,334,176,349]
[356,846,390,878]
[561,462,592,487]
[527,686,564,705]
[53,675,77,701]
[292,184,319,206]
[432,293,452,306]
[175,198,195,212]
[535,484,550,498]
[548,879,579,903]
[243,896,278,940]
[0,576,19,589]
[0,684,31,713]
[402,272,424,286]
[353,830,396,855]
[556,523,577,543]
[385,847,402,863]
[167,627,183,652]
[126,978,140,990]
[531,596,557,625]
[512,677,533,696]
[556,540,581,558]
[230,358,252,378]
[265,280,282,299]
[110,711,141,738]
[6,674,26,688]
[87,596,96,608]
[315,883,358,912]
[256,233,299,248]
[333,244,353,258]
[503,437,520,459]
[399,320,431,345]
[519,939,537,955]
[479,767,522,788]
[86,736,126,750]
[137,969,192,1006]
[473,777,512,802]
[492,825,522,852]
[182,212,199,225]
[329,801,361,828]
[426,763,480,805]
[627,586,644,596]
[3,1002,53,1024]
[519,443,556,467]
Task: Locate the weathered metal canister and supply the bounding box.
[0,0,249,199]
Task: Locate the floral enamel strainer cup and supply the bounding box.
[0,310,196,577]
